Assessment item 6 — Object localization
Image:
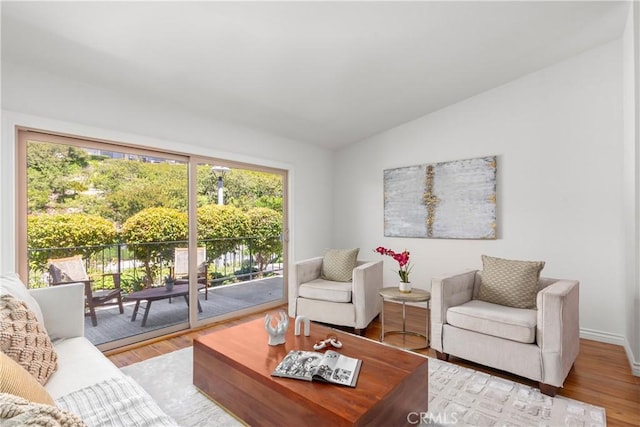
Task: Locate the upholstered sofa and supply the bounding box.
[1,273,175,425]
[431,268,580,396]
[289,257,383,333]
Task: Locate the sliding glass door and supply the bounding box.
[17,130,288,351]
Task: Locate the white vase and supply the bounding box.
[399,281,412,293]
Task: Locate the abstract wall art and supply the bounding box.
[384,156,497,239]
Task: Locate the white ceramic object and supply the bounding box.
[264,310,289,345]
[294,315,310,336]
[399,281,412,293]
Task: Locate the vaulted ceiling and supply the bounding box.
[1,1,630,149]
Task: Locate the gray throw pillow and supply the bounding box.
[321,248,359,282]
[477,255,545,309]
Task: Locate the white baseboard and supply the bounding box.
[580,328,640,376]
[629,355,640,376]
[579,328,625,345]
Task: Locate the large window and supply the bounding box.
[18,130,288,350]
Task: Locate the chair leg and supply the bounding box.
[539,383,559,397]
[117,295,124,314]
[435,351,449,361]
[88,304,98,327]
[354,328,364,336]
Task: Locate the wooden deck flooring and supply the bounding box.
[107,302,640,427]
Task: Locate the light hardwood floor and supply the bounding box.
[107,303,640,426]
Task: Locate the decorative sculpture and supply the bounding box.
[264,310,289,346]
[294,315,310,336]
[313,334,343,351]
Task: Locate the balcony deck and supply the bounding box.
[84,276,284,346]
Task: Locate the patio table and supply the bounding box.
[125,284,204,327]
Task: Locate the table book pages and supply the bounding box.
[271,350,362,387]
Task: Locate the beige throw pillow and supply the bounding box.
[0,295,58,385]
[321,248,359,282]
[477,255,545,309]
[0,273,45,327]
[0,352,54,405]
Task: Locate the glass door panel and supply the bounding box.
[194,162,286,323]
[23,135,189,348]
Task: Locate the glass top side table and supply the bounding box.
[379,287,431,350]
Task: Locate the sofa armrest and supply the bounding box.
[536,279,580,386]
[29,283,85,340]
[430,269,477,351]
[352,260,383,329]
[289,257,323,317]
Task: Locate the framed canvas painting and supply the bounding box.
[384,156,497,239]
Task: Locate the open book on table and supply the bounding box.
[271,349,362,387]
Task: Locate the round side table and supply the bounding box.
[379,287,431,350]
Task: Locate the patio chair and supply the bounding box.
[48,255,124,327]
[171,247,209,300]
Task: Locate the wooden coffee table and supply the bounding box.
[193,317,428,426]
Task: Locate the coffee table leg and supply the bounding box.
[141,300,152,327]
[131,300,141,322]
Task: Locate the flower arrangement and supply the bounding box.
[374,246,413,283]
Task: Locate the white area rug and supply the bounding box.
[121,347,606,426]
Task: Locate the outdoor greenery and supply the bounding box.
[27,143,90,212]
[196,167,283,211]
[27,213,119,267]
[26,142,283,223]
[121,207,189,281]
[89,161,188,224]
[26,141,285,288]
[197,205,249,259]
[246,207,283,272]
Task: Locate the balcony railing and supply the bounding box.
[27,236,284,294]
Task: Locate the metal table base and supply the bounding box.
[380,287,430,351]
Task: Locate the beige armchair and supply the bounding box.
[289,257,383,334]
[431,269,579,396]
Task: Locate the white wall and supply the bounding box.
[622,1,640,374]
[334,40,628,346]
[0,62,335,272]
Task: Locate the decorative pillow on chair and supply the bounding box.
[477,255,545,309]
[0,295,58,385]
[321,248,359,282]
[48,265,74,283]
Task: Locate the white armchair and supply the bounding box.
[289,257,383,333]
[431,269,580,396]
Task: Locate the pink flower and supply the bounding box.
[373,246,413,282]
